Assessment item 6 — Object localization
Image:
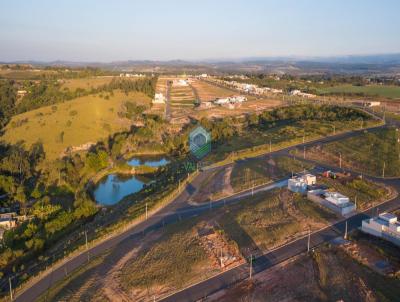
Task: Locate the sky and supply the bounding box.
[1,0,399,62]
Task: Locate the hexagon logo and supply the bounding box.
[189,126,211,159]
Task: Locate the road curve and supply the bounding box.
[14,122,394,302]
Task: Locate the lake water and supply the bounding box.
[93,157,169,206]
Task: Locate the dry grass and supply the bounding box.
[2,91,151,160]
[60,76,116,91]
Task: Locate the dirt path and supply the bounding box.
[222,166,234,195]
[101,231,163,302]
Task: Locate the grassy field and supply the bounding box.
[317,84,400,99]
[60,76,116,91]
[204,118,380,165]
[217,189,335,253]
[2,91,151,160]
[230,156,314,192]
[0,69,58,79]
[121,220,210,291]
[318,177,389,210]
[304,127,400,177]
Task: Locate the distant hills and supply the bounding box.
[2,53,400,75]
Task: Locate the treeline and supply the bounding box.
[255,104,370,128]
[16,77,157,114]
[0,140,98,281]
[0,80,17,127]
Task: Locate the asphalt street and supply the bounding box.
[14,122,400,302]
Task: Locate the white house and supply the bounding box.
[290,89,316,99]
[302,174,316,186]
[324,192,350,206]
[229,96,247,103]
[153,93,166,104]
[361,213,400,246]
[214,98,230,105]
[173,79,188,87]
[307,190,355,216]
[288,177,308,194]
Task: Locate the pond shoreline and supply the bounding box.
[91,155,170,206]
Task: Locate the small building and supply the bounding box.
[302,174,316,186]
[173,79,188,87]
[0,217,16,229]
[361,213,400,246]
[288,177,308,194]
[229,96,247,103]
[153,93,166,104]
[214,98,230,105]
[17,90,27,97]
[307,190,355,216]
[365,101,381,107]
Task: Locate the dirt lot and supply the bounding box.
[207,244,400,302]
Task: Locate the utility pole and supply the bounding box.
[303,146,306,159]
[249,254,253,279]
[145,203,148,220]
[9,277,13,302]
[382,161,385,178]
[344,220,348,240]
[339,153,342,169]
[354,195,357,210]
[85,230,90,262]
[307,228,311,253]
[85,230,89,262]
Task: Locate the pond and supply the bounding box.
[93,156,169,206]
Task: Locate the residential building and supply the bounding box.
[214,95,247,105]
[214,98,230,105]
[361,213,400,246]
[173,79,188,87]
[153,93,166,104]
[290,89,316,99]
[307,190,355,216]
[302,174,317,186]
[0,216,16,229]
[288,177,308,194]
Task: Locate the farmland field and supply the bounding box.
[317,84,400,99]
[170,81,196,117]
[2,91,151,160]
[191,79,235,101]
[0,69,58,79]
[60,76,116,91]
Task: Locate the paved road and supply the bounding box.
[160,124,400,302]
[165,80,172,121]
[14,121,396,302]
[161,195,400,302]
